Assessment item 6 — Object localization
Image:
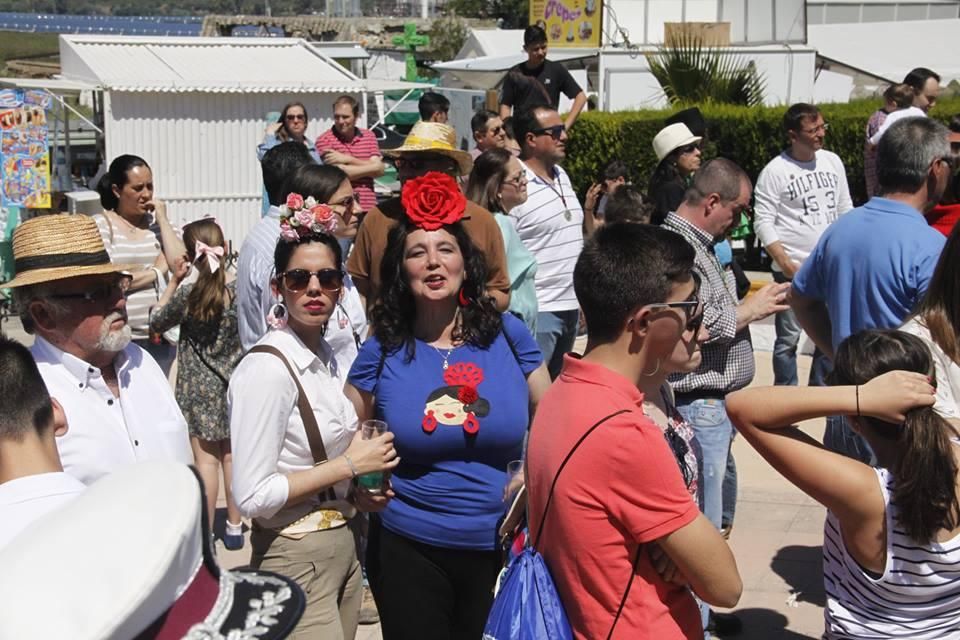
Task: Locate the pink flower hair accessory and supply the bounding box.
[279,192,338,242]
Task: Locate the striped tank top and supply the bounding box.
[93,212,168,341]
[823,467,960,639]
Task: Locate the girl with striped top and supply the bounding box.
[727,329,960,639]
[94,155,185,373]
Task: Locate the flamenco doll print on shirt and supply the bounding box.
[422,362,490,435]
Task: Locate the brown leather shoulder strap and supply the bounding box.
[248,345,336,501]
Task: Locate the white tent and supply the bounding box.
[58,34,428,248]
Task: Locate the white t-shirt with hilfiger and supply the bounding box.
[508,162,584,312]
[753,149,853,272]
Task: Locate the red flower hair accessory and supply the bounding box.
[401,171,467,231]
[279,192,338,242]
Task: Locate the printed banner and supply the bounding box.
[529,0,601,48]
[0,89,51,208]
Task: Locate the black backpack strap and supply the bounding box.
[607,547,642,639]
[531,408,630,548]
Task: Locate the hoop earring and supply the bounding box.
[641,358,661,377]
[266,302,288,330]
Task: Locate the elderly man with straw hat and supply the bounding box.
[8,214,192,486]
[347,121,511,311]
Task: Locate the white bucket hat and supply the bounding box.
[652,123,703,162]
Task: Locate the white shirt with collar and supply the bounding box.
[236,204,367,373]
[229,326,358,529]
[0,472,85,549]
[31,337,192,486]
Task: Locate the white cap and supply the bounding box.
[0,462,305,640]
[652,122,703,162]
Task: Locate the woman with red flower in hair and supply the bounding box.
[345,172,551,639]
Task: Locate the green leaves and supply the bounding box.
[647,33,766,107]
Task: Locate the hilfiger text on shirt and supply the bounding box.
[785,170,843,225]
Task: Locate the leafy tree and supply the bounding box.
[647,33,765,107]
[428,12,468,62]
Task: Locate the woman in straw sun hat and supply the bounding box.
[648,122,704,226]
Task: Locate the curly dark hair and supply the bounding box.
[372,220,502,359]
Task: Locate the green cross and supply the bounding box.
[392,22,430,82]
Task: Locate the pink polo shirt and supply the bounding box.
[315,127,381,211]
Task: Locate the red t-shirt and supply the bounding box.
[315,127,381,211]
[926,203,960,237]
[526,355,701,640]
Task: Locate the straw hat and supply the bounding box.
[384,121,474,176]
[5,214,139,288]
[652,123,703,162]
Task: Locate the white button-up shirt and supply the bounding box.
[0,471,85,548]
[229,326,358,529]
[31,337,192,485]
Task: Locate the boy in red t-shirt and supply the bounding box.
[526,223,742,639]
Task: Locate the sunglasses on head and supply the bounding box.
[280,268,344,292]
[644,272,704,334]
[533,124,566,140]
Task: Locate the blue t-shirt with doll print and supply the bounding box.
[348,313,542,550]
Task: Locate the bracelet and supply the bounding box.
[343,454,359,479]
[855,385,861,417]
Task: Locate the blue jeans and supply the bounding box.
[773,271,830,387]
[824,415,875,465]
[536,309,579,379]
[676,395,734,637]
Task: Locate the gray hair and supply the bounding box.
[877,117,950,194]
[683,158,750,205]
[13,284,69,335]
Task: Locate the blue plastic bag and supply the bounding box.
[482,546,574,640]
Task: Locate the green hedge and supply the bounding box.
[564,98,960,207]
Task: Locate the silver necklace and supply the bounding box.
[430,344,456,370]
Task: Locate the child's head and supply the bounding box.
[183,219,225,269]
[884,83,915,111]
[829,329,959,544]
[603,186,652,225]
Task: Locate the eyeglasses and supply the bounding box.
[330,192,362,211]
[285,114,306,122]
[281,269,344,292]
[503,173,527,188]
[488,126,504,136]
[48,275,132,303]
[644,272,704,334]
[677,142,702,155]
[801,122,829,135]
[532,124,566,140]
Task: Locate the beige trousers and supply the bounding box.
[251,522,362,640]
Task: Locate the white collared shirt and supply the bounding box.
[228,326,358,528]
[31,337,192,485]
[236,204,367,372]
[0,472,85,549]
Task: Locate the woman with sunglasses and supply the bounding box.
[648,123,703,226]
[229,204,398,639]
[465,148,539,333]
[345,172,551,639]
[257,101,322,164]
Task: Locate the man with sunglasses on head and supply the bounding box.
[508,105,584,379]
[663,158,790,638]
[8,215,191,486]
[315,94,384,214]
[754,103,852,390]
[347,121,511,312]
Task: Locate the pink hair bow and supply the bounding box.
[194,240,225,274]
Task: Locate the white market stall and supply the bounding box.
[57,34,429,248]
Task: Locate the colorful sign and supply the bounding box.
[529,0,601,48]
[0,88,51,208]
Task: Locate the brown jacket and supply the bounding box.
[347,197,511,311]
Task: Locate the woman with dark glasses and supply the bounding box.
[229,198,397,639]
[256,101,322,164]
[648,122,703,226]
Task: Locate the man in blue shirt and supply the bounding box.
[792,116,950,461]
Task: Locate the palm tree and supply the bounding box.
[646,33,766,107]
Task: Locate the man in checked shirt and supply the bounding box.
[663,158,790,637]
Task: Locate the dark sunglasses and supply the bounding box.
[677,142,701,155]
[532,124,566,140]
[645,272,704,334]
[285,114,306,121]
[49,275,132,303]
[488,126,504,135]
[395,155,458,173]
[281,268,344,292]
